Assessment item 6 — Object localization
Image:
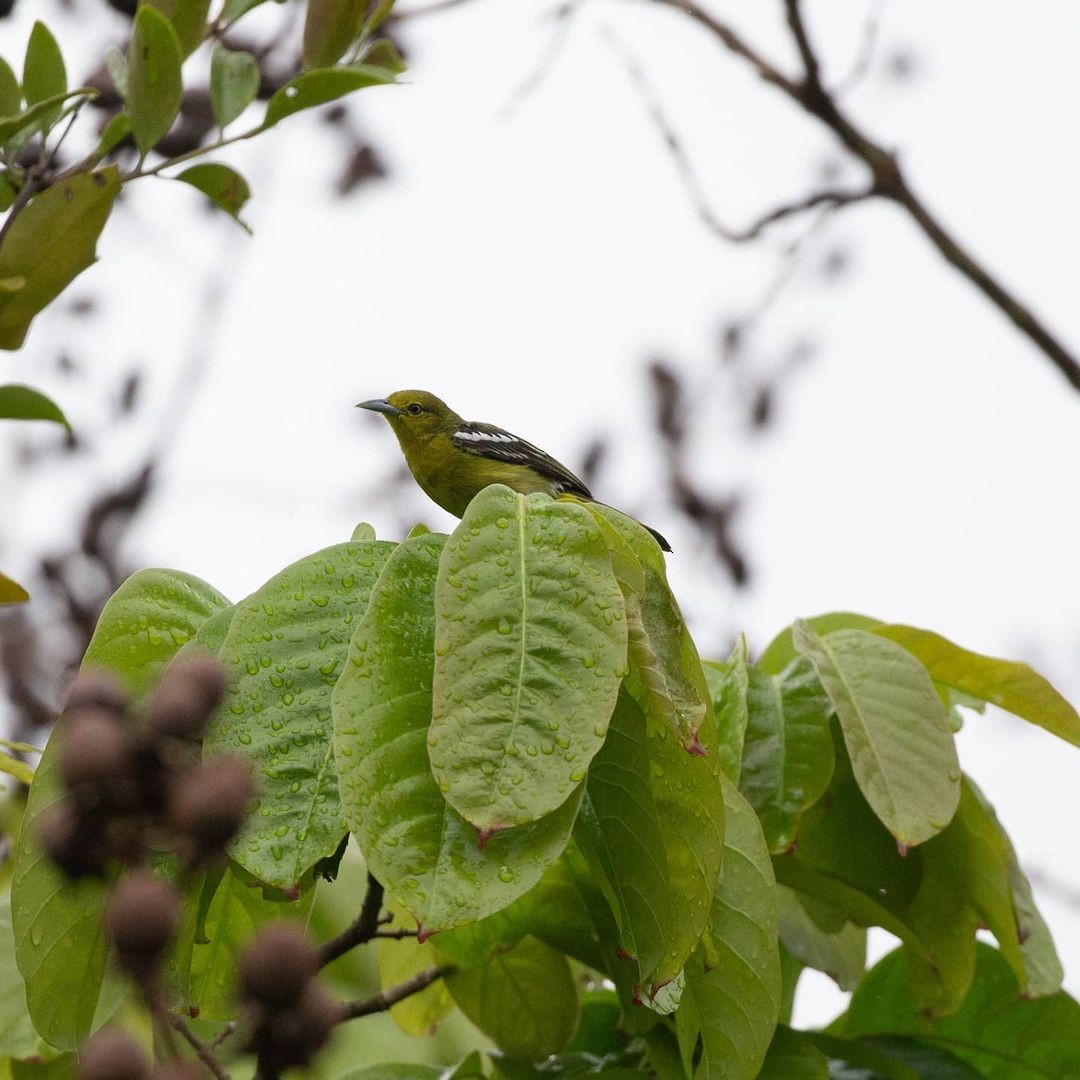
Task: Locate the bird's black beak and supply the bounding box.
[357,398,404,416]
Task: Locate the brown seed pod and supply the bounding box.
[248,980,341,1072]
[145,656,227,741]
[37,801,110,879]
[168,755,254,863]
[105,871,180,979]
[78,1026,149,1080]
[240,921,316,1008]
[66,670,128,716]
[59,708,133,799]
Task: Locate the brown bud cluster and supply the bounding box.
[76,1027,205,1080]
[240,922,340,1072]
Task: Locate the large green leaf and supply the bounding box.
[170,863,313,1019]
[775,887,865,992]
[430,488,626,832]
[333,535,582,933]
[0,901,49,1062]
[702,638,749,783]
[589,504,708,752]
[204,539,394,891]
[262,65,397,129]
[303,0,367,68]
[676,774,780,1080]
[793,623,959,848]
[741,657,834,852]
[841,943,1080,1080]
[11,569,226,1049]
[0,168,119,350]
[209,45,260,128]
[875,624,1080,747]
[22,23,66,112]
[756,1027,828,1080]
[378,907,455,1036]
[757,613,882,675]
[575,691,724,991]
[0,385,70,430]
[810,1031,983,1080]
[141,0,212,57]
[446,935,578,1061]
[127,5,183,154]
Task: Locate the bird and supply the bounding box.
[359,389,672,552]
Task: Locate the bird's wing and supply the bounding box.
[451,421,593,499]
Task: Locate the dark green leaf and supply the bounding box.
[127,5,183,155]
[303,0,368,69]
[757,1027,829,1080]
[141,0,212,58]
[0,572,29,605]
[0,173,15,212]
[431,488,626,831]
[742,657,834,852]
[776,887,865,992]
[175,162,251,230]
[23,23,66,111]
[0,384,70,430]
[209,45,259,128]
[359,37,407,73]
[758,613,882,675]
[447,936,578,1061]
[676,774,781,1080]
[0,58,20,116]
[793,622,959,848]
[333,535,582,933]
[575,690,724,990]
[703,637,749,782]
[262,64,397,129]
[12,568,226,1049]
[875,624,1080,748]
[204,539,394,891]
[362,0,397,35]
[841,943,1080,1080]
[0,167,119,350]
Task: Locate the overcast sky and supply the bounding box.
[3,0,1080,1029]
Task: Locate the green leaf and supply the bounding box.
[446,936,578,1061]
[0,167,119,350]
[127,5,183,155]
[0,738,41,755]
[204,539,394,891]
[361,0,397,36]
[741,657,834,852]
[220,0,280,25]
[810,1031,983,1080]
[378,909,455,1036]
[0,901,49,1061]
[175,162,251,230]
[0,88,94,148]
[0,384,70,430]
[329,1069,441,1080]
[589,504,708,752]
[703,637,749,783]
[758,613,882,675]
[0,752,33,786]
[776,887,865,992]
[333,535,582,933]
[95,113,131,158]
[12,568,226,1049]
[841,943,1080,1080]
[303,0,368,69]
[793,622,959,848]
[351,522,378,541]
[23,23,66,113]
[209,45,259,128]
[171,863,313,1019]
[140,0,212,58]
[575,691,724,990]
[359,37,407,74]
[875,624,1080,748]
[431,487,627,832]
[0,572,29,605]
[756,1027,828,1080]
[262,64,397,129]
[0,59,20,116]
[676,774,781,1080]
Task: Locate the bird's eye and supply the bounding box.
[407,403,423,415]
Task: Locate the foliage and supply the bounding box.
[0,483,1075,1078]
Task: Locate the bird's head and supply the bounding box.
[358,390,461,447]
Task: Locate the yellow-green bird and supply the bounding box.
[359,389,672,552]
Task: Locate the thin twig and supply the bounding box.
[834,0,888,95]
[339,965,453,1021]
[169,1014,231,1080]
[318,873,386,968]
[209,1020,238,1050]
[501,2,585,120]
[645,0,1080,390]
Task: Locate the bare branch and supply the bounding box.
[834,0,888,96]
[501,2,584,119]
[783,0,821,86]
[169,1014,231,1080]
[339,965,453,1022]
[318,873,386,968]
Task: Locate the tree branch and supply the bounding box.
[169,1014,231,1080]
[318,873,386,968]
[338,965,453,1022]
[647,0,1080,391]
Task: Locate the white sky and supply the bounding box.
[2,0,1080,1031]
